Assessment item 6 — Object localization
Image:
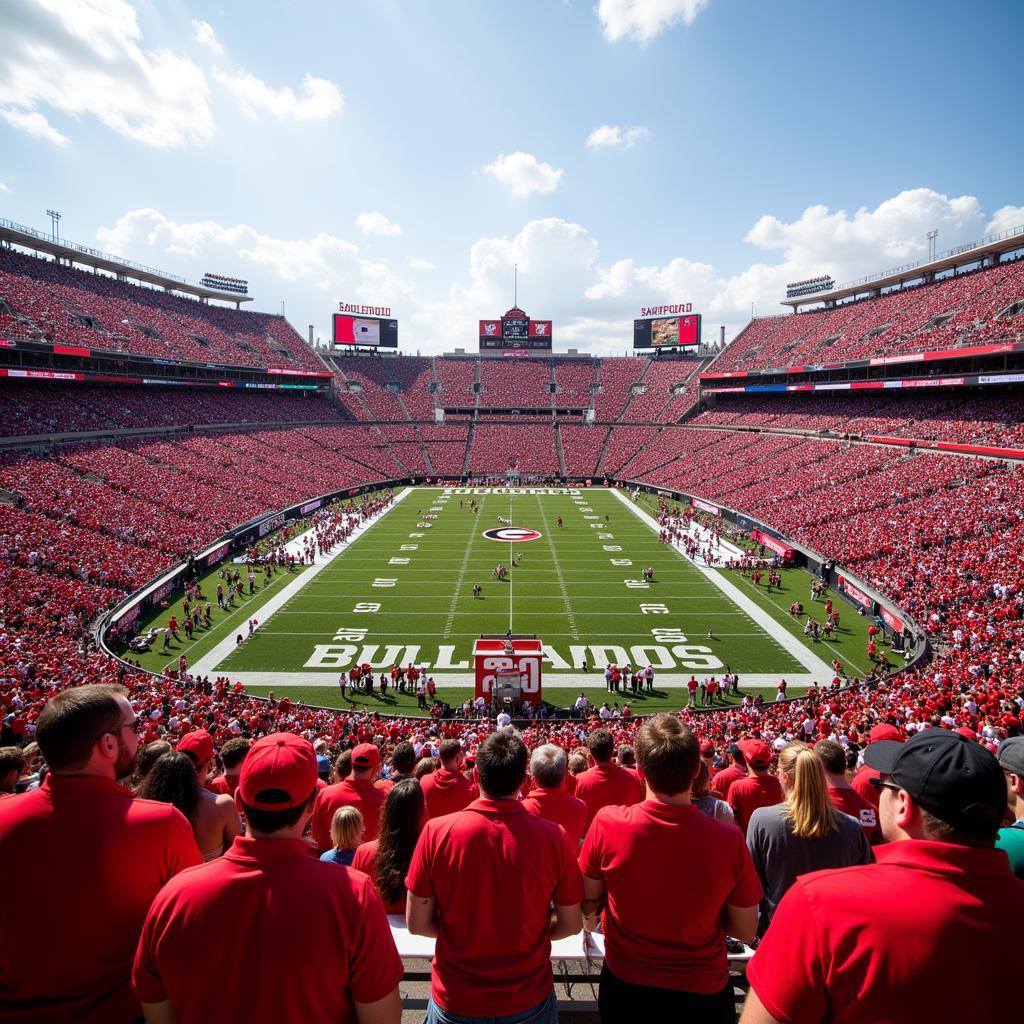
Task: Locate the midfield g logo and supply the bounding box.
[482,527,542,542]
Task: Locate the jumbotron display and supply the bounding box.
[634,313,702,350]
[332,313,399,349]
[479,306,553,352]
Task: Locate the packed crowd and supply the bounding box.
[0,248,322,370]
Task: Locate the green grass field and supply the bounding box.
[118,485,881,714]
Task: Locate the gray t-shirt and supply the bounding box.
[747,802,873,931]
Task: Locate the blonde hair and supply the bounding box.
[330,805,365,850]
[779,741,839,840]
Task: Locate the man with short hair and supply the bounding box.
[206,736,250,797]
[387,741,417,784]
[0,745,25,795]
[312,743,387,849]
[710,744,746,799]
[814,738,878,842]
[133,733,403,1024]
[523,744,588,848]
[728,740,784,833]
[0,684,200,1023]
[420,739,474,819]
[581,714,761,1021]
[740,730,1024,1024]
[574,728,644,829]
[407,731,583,1024]
[995,735,1024,878]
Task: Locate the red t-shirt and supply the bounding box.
[828,785,879,841]
[0,774,200,1024]
[133,837,402,1023]
[522,786,588,849]
[420,767,474,820]
[405,797,583,1017]
[728,774,785,833]
[312,777,387,850]
[710,763,746,799]
[580,800,761,993]
[747,840,1024,1024]
[851,765,882,808]
[351,838,406,914]
[573,762,644,828]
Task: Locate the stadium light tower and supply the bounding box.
[927,229,938,262]
[46,209,61,242]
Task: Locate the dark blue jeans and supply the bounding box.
[423,990,557,1024]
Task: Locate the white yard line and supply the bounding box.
[190,488,414,677]
[611,488,834,684]
[534,494,580,639]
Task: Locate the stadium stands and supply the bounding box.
[469,423,559,475]
[478,358,551,408]
[0,249,324,371]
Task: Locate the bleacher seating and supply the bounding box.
[593,357,647,421]
[0,249,323,371]
[478,358,551,408]
[469,423,559,475]
[559,424,608,478]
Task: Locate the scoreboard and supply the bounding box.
[479,306,553,351]
[633,313,701,350]
[333,313,399,349]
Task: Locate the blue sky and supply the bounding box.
[1,0,1022,354]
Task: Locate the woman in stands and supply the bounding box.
[745,741,872,935]
[691,760,734,825]
[351,779,425,913]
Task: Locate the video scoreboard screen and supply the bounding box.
[333,313,399,349]
[633,313,701,350]
[479,307,553,351]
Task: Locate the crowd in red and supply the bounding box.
[0,248,323,370]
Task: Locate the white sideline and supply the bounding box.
[611,488,834,685]
[190,488,413,677]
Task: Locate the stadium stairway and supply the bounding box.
[461,423,475,476]
[555,422,567,476]
[613,357,652,423]
[413,426,436,475]
[593,425,615,477]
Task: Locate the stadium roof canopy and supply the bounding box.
[782,222,1024,311]
[0,217,254,308]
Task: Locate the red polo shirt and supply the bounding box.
[312,777,387,850]
[728,774,784,833]
[580,800,761,993]
[0,774,200,1023]
[573,762,644,828]
[828,785,879,841]
[748,840,1024,1023]
[133,837,402,1023]
[523,786,588,849]
[405,797,583,1016]
[420,766,474,819]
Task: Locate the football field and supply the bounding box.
[154,485,877,714]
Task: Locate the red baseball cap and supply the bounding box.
[238,733,317,811]
[738,739,773,768]
[869,724,904,743]
[177,730,215,764]
[352,742,382,769]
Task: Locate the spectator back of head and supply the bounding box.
[587,728,615,763]
[35,683,127,771]
[530,744,567,789]
[634,714,699,796]
[477,732,528,797]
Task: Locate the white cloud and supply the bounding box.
[356,211,402,237]
[483,152,564,198]
[986,205,1024,237]
[0,0,214,147]
[213,69,343,122]
[0,180,9,194]
[0,107,69,145]
[597,0,711,43]
[408,257,435,271]
[586,124,650,149]
[192,19,224,56]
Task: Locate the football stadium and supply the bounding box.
[2,3,1023,1023]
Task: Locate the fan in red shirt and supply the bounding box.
[581,714,761,1020]
[851,724,904,807]
[711,744,747,799]
[0,684,201,1024]
[420,739,474,819]
[133,732,403,1024]
[728,740,784,833]
[813,739,879,841]
[205,736,251,798]
[741,730,1023,1024]
[406,731,583,1021]
[573,728,644,829]
[312,743,387,850]
[522,744,588,849]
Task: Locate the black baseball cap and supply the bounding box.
[864,730,1005,836]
